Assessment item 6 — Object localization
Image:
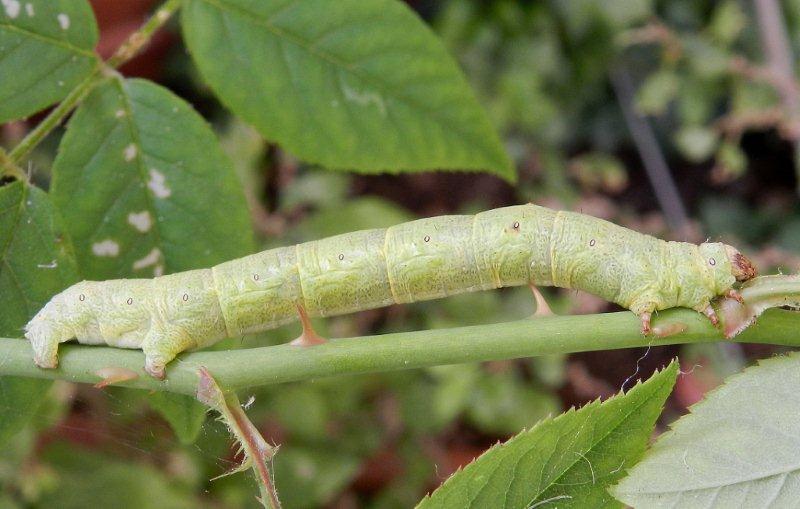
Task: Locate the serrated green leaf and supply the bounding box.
[0,0,98,122]
[181,0,514,180]
[417,361,678,509]
[612,352,800,508]
[51,77,254,443]
[0,181,78,446]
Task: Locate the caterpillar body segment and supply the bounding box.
[25,204,757,379]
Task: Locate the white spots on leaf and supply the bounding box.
[2,0,20,19]
[57,12,70,30]
[24,2,32,16]
[37,260,58,269]
[115,109,125,118]
[156,8,170,22]
[154,264,164,277]
[92,239,120,257]
[341,80,386,116]
[123,143,137,162]
[133,247,161,271]
[147,168,171,198]
[127,210,152,232]
[57,80,64,87]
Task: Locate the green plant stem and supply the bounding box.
[1,308,798,395]
[7,0,181,164]
[106,0,182,68]
[0,147,27,181]
[7,71,101,164]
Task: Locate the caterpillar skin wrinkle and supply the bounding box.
[25,204,757,379]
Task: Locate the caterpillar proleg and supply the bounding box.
[25,204,756,379]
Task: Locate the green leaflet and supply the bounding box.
[51,76,254,279]
[417,361,678,509]
[0,0,98,122]
[612,352,800,508]
[181,0,514,180]
[0,181,78,446]
[50,76,254,443]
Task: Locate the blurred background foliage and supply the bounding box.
[2,0,800,507]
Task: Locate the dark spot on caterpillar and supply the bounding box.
[253,274,259,281]
[126,298,133,305]
[182,293,188,301]
[79,294,85,301]
[589,239,596,247]
[424,235,430,243]
[513,221,520,229]
[338,253,344,260]
[709,258,716,266]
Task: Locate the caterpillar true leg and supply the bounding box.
[725,289,744,303]
[702,305,720,327]
[639,312,652,335]
[289,304,327,347]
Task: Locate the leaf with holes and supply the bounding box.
[0,181,78,446]
[0,0,98,122]
[612,352,800,508]
[51,76,253,442]
[416,361,678,509]
[181,0,514,180]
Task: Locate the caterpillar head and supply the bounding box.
[698,243,757,296]
[724,244,757,282]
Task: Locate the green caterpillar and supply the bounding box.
[26,204,756,379]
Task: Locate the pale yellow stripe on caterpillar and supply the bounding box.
[384,224,401,305]
[471,212,501,290]
[296,241,313,315]
[210,265,234,339]
[550,210,565,289]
